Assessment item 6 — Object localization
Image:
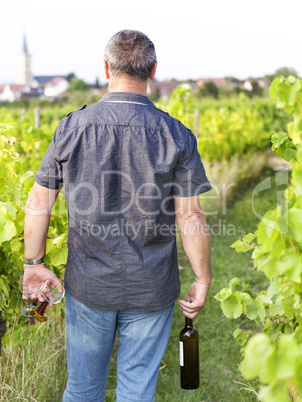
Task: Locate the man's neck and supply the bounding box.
[108,75,148,96]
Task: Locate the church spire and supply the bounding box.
[22,33,28,54]
[17,33,32,86]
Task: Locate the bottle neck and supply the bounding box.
[185,317,193,327]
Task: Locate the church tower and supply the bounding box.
[17,33,33,87]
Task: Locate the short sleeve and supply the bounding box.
[35,131,63,190]
[172,132,211,197]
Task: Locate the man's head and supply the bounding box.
[104,30,157,82]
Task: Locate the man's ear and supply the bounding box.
[149,61,157,80]
[104,61,110,79]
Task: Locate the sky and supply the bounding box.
[1,0,301,85]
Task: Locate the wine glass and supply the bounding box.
[19,274,41,317]
[30,280,65,322]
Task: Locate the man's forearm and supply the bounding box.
[24,183,60,259]
[175,200,212,318]
[23,184,63,298]
[177,213,212,285]
[24,213,51,259]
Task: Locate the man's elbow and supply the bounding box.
[176,211,210,236]
[25,186,52,216]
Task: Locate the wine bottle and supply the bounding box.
[30,301,49,322]
[179,317,200,389]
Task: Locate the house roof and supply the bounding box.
[47,77,66,85]
[33,75,65,84]
[196,78,226,86]
[0,84,25,93]
[148,80,180,94]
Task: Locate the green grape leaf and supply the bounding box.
[23,176,35,194]
[256,210,280,247]
[278,208,302,241]
[14,211,25,236]
[276,82,292,109]
[17,170,34,185]
[46,238,55,254]
[271,132,288,150]
[269,77,280,100]
[267,280,282,299]
[0,202,17,221]
[276,140,297,162]
[240,292,254,307]
[287,262,302,283]
[269,296,285,316]
[288,78,301,104]
[48,246,68,266]
[53,233,66,248]
[10,238,22,253]
[240,333,273,381]
[263,319,274,334]
[228,277,240,288]
[275,250,299,274]
[270,322,285,342]
[233,328,252,347]
[221,294,242,318]
[231,239,254,253]
[267,335,300,380]
[258,381,291,402]
[242,232,256,243]
[241,282,249,292]
[0,220,17,245]
[0,206,9,225]
[245,304,258,320]
[231,233,256,253]
[214,288,232,301]
[256,246,284,278]
[282,296,296,319]
[255,295,271,321]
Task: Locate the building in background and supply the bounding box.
[32,76,69,99]
[0,34,69,102]
[17,34,33,88]
[0,84,24,102]
[196,78,226,87]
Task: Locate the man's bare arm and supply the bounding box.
[175,195,211,319]
[23,182,63,301]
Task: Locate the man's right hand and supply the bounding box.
[23,263,63,303]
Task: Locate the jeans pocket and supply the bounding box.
[71,296,103,319]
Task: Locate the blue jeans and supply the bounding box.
[63,292,174,401]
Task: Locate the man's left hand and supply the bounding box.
[177,281,211,319]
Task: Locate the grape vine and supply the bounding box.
[0,116,68,348]
[215,76,302,401]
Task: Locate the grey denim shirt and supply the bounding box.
[35,92,212,311]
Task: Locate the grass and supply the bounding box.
[0,168,286,401]
[0,303,67,401]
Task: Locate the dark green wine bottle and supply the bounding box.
[180,317,200,389]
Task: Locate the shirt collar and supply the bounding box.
[100,92,156,108]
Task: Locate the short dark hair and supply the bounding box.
[104,30,157,81]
